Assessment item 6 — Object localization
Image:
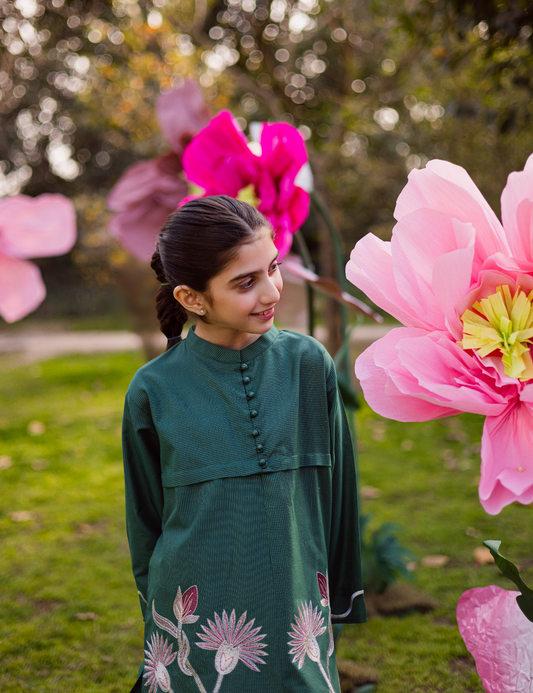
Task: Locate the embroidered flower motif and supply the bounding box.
[143,632,177,693]
[196,609,268,677]
[288,601,326,669]
[317,572,334,658]
[288,601,336,692]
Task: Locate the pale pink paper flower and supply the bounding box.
[0,193,76,323]
[143,632,177,693]
[457,585,533,692]
[347,155,533,514]
[181,111,310,258]
[107,80,210,260]
[196,609,267,675]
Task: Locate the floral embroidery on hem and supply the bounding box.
[288,601,335,693]
[143,632,176,693]
[150,586,268,693]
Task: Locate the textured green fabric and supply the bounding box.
[123,326,366,693]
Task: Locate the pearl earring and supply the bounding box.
[199,309,205,315]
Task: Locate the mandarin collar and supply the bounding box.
[184,325,279,363]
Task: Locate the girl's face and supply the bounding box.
[195,228,283,350]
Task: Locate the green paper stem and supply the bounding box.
[484,540,533,623]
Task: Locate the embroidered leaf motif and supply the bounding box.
[152,600,179,639]
[174,585,200,624]
[317,571,329,607]
[178,631,193,677]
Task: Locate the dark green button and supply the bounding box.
[250,410,258,418]
[242,376,251,385]
[259,459,267,468]
[252,429,260,437]
[246,392,254,400]
[240,363,248,371]
[256,444,264,453]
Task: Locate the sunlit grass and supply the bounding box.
[0,351,530,691]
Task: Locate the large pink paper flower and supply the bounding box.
[181,111,310,258]
[457,585,533,692]
[0,194,76,323]
[107,80,210,260]
[347,156,533,515]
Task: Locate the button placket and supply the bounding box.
[240,360,267,470]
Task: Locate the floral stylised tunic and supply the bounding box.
[123,326,366,693]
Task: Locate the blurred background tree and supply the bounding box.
[1,0,533,324]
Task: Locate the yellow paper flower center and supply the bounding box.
[236,184,260,208]
[459,285,533,380]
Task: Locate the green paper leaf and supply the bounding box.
[483,540,533,623]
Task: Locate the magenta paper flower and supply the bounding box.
[196,609,267,676]
[347,155,533,515]
[143,632,177,693]
[0,193,76,323]
[457,585,533,692]
[107,80,210,260]
[181,111,310,258]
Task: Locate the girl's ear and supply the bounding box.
[173,285,205,315]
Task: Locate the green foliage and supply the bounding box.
[361,515,416,595]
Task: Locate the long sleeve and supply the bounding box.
[122,395,164,620]
[327,380,367,624]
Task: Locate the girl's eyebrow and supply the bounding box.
[229,251,280,283]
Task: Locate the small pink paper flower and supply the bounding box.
[347,155,533,514]
[143,632,177,693]
[0,194,76,323]
[196,609,267,675]
[457,585,533,692]
[107,80,210,260]
[181,111,310,258]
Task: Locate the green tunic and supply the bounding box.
[123,326,366,693]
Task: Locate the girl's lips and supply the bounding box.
[251,307,275,321]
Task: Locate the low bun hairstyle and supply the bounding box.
[151,195,271,350]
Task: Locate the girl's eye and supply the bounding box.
[269,261,282,274]
[240,278,254,290]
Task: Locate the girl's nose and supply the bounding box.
[262,276,282,304]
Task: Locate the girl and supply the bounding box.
[123,196,366,693]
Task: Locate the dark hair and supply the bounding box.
[151,195,271,349]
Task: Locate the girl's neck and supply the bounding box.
[193,323,264,351]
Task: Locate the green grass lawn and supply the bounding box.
[0,351,530,692]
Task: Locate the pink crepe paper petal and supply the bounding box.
[394,159,509,261]
[182,111,258,195]
[355,328,458,421]
[457,586,533,692]
[479,402,533,514]
[0,194,76,259]
[0,253,46,322]
[107,156,189,261]
[500,155,533,261]
[347,235,432,329]
[155,80,210,155]
[391,210,476,331]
